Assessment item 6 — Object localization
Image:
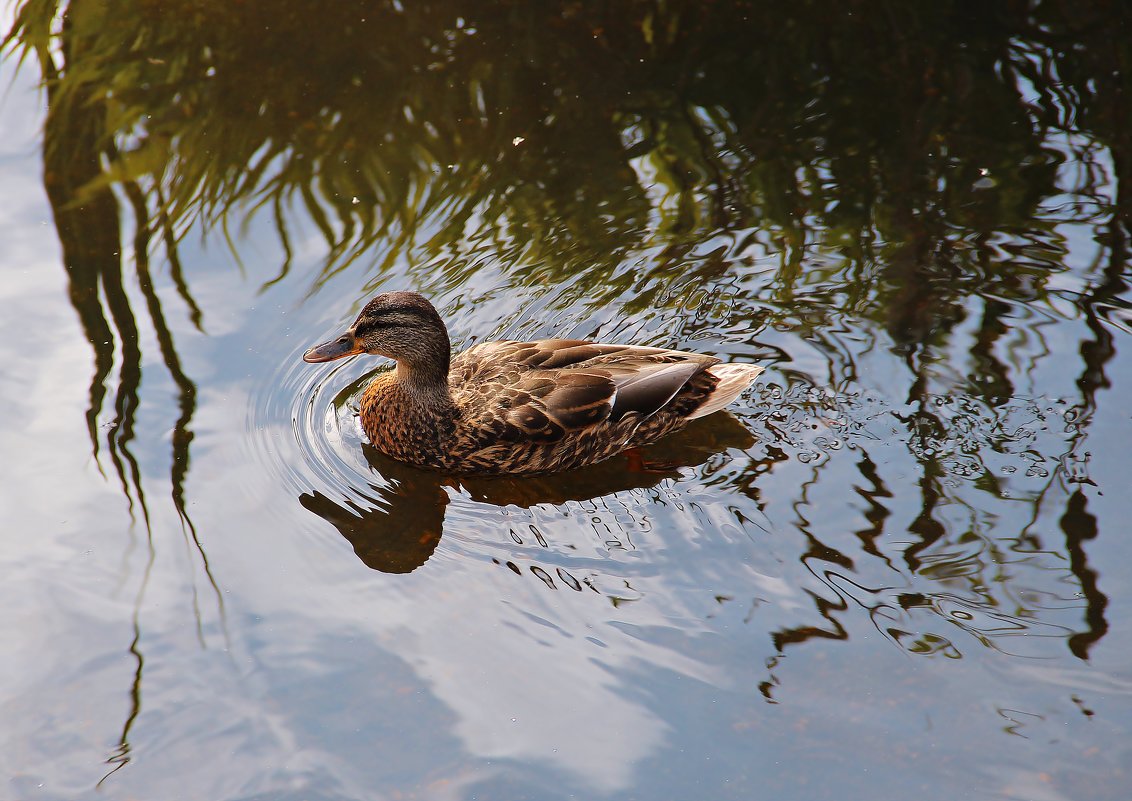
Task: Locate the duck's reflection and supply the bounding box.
[300,413,755,573]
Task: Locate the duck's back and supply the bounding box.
[444,339,734,474]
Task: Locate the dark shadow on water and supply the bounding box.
[300,413,755,574]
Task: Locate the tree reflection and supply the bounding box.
[23,0,207,535]
[7,1,1128,273]
[4,0,1128,673]
[9,2,222,777]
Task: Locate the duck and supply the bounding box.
[303,291,764,475]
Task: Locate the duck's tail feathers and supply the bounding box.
[688,364,765,420]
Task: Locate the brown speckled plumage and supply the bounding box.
[304,292,764,475]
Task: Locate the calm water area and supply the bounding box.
[2,3,1131,800]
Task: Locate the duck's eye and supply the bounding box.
[361,318,396,332]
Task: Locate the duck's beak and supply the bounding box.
[303,331,363,363]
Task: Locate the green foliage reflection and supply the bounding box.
[4,0,1129,677]
[8,0,1128,283]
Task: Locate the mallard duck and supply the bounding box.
[303,291,764,475]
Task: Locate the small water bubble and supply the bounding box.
[974,168,996,189]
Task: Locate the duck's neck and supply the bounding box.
[360,364,458,469]
[394,324,451,391]
[392,361,456,411]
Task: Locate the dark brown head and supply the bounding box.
[303,291,452,380]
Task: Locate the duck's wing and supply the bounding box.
[454,340,721,443]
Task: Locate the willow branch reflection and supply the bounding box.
[743,377,1116,671]
[301,413,755,575]
[8,1,1129,279]
[21,7,226,778]
[6,0,1128,691]
[1056,219,1127,658]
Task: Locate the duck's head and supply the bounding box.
[303,291,451,378]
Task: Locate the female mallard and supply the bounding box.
[303,291,764,475]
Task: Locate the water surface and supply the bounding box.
[2,3,1131,800]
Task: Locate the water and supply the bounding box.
[2,3,1131,800]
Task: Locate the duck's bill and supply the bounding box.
[303,334,362,363]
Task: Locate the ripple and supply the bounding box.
[247,337,768,575]
[248,340,381,507]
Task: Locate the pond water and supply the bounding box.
[2,3,1131,800]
